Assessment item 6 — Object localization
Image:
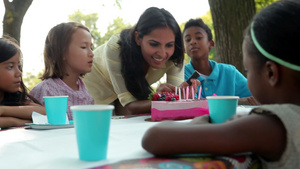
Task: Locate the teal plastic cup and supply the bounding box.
[206,96,239,123]
[43,96,68,125]
[71,105,114,161]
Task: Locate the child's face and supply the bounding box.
[0,54,22,94]
[183,26,213,59]
[135,27,175,69]
[242,41,268,104]
[64,28,94,76]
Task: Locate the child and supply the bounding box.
[0,36,46,129]
[183,18,258,105]
[142,0,300,168]
[30,22,94,120]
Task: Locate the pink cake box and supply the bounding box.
[151,99,209,121]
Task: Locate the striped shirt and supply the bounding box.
[30,78,94,120]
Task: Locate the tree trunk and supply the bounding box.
[3,0,33,45]
[208,0,256,75]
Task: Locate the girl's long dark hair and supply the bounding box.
[0,36,41,106]
[118,7,184,100]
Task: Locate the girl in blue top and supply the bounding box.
[183,18,258,105]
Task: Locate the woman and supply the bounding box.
[83,7,197,115]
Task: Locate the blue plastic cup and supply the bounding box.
[71,105,114,161]
[43,96,68,125]
[206,96,239,123]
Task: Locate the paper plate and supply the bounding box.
[25,123,74,130]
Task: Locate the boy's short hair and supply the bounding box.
[183,18,213,41]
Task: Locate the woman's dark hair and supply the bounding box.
[0,36,40,105]
[183,18,213,41]
[118,7,184,100]
[243,0,300,69]
[42,22,90,80]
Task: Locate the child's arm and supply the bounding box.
[0,101,46,119]
[238,96,260,105]
[0,117,32,128]
[142,114,286,161]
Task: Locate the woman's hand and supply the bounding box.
[156,83,176,93]
[156,79,200,99]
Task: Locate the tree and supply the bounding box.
[207,0,278,75]
[69,10,102,49]
[256,0,278,11]
[208,0,256,75]
[68,11,131,48]
[2,0,33,45]
[100,17,131,44]
[23,72,42,90]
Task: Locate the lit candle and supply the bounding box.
[175,86,177,95]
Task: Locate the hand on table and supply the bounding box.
[190,115,210,125]
[238,96,260,105]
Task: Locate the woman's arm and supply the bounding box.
[142,114,286,161]
[125,100,151,115]
[125,80,201,115]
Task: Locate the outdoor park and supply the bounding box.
[1,0,276,89]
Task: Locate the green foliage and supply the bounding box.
[200,11,215,60]
[181,10,216,63]
[147,92,154,101]
[100,17,131,44]
[69,10,102,49]
[68,10,132,48]
[23,71,42,91]
[255,0,278,12]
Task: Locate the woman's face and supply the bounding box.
[135,27,175,69]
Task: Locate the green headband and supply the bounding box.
[250,22,300,71]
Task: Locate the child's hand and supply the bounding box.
[179,79,200,88]
[238,96,260,105]
[190,115,210,125]
[179,79,201,99]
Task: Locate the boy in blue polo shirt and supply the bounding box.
[183,18,258,105]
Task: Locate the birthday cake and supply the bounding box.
[150,91,209,121]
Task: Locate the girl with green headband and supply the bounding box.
[142,0,300,168]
